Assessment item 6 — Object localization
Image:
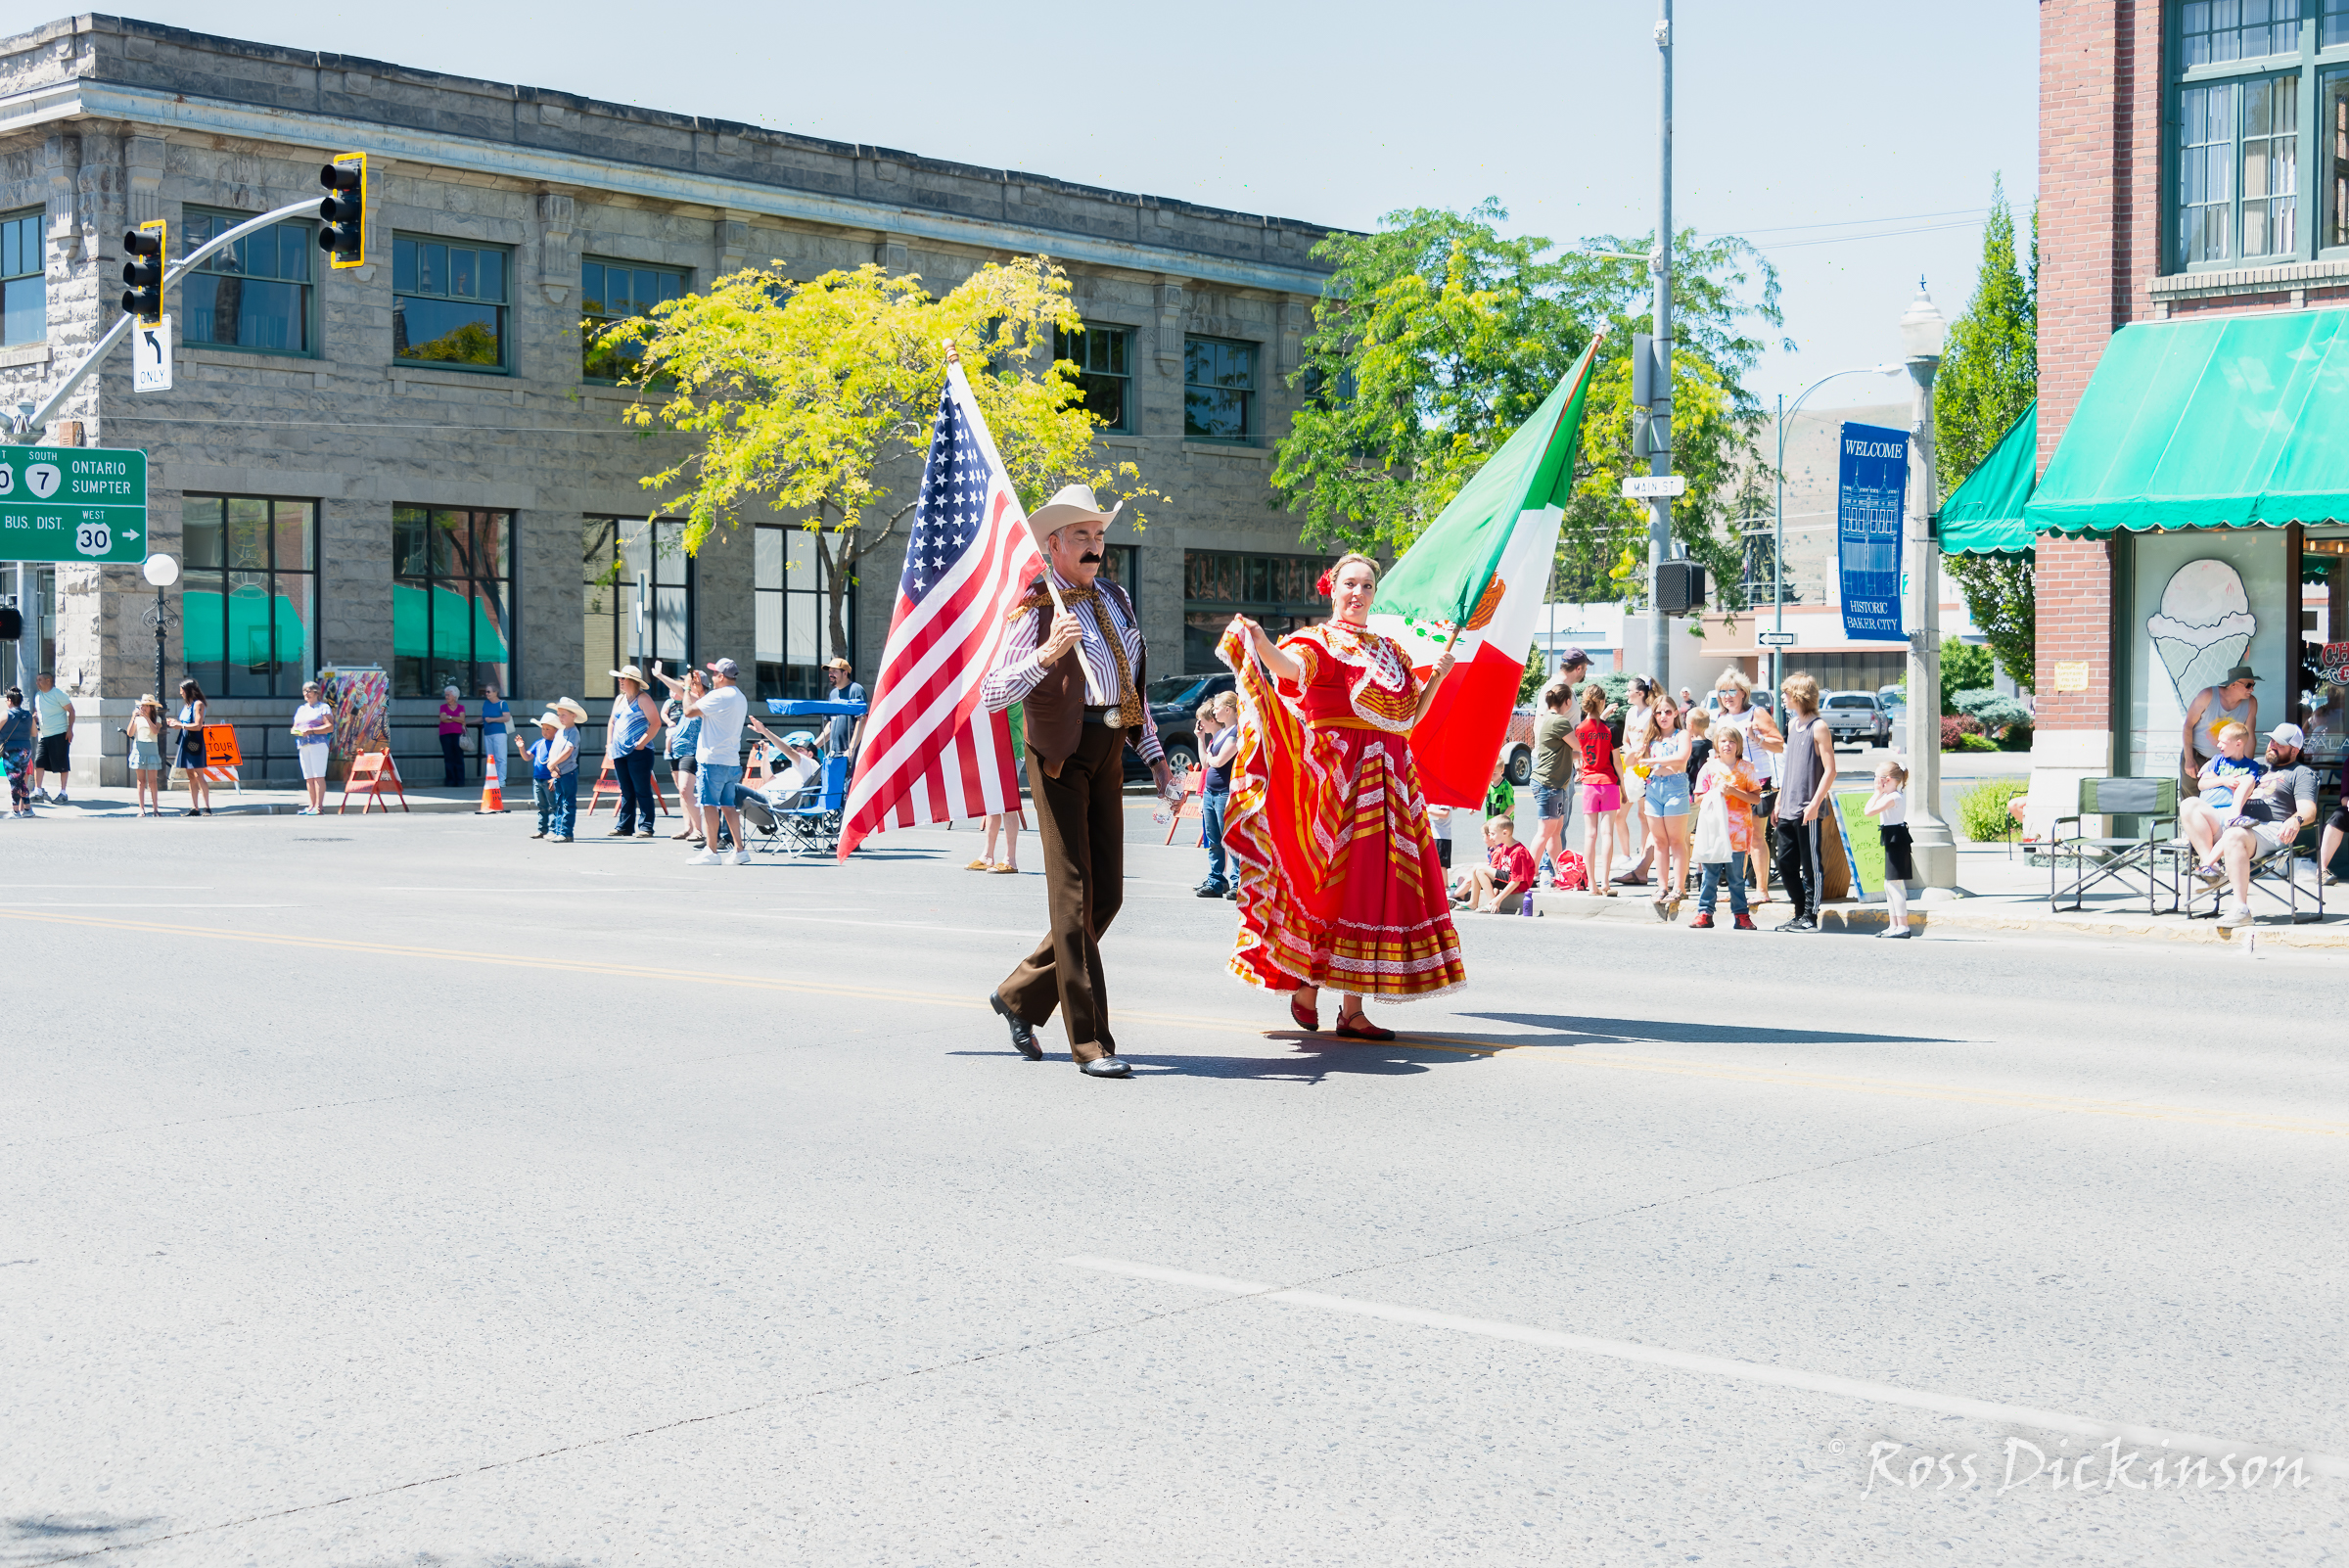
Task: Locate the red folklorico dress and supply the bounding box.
[1219,619,1467,1000]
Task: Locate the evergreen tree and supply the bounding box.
[1934,180,2038,690]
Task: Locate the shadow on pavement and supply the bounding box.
[1457,1012,1960,1047]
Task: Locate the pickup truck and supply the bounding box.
[1819,690,1892,749]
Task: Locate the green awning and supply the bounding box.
[1937,398,2036,556]
[2025,307,2349,535]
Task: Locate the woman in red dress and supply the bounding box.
[1220,552,1468,1038]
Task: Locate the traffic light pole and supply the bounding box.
[2,196,322,443]
[1645,0,1675,688]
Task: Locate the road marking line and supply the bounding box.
[1,910,2336,1139]
[1063,1256,2349,1478]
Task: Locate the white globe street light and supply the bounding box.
[142,553,179,587]
[141,552,177,707]
[1901,281,1956,891]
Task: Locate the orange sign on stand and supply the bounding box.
[338,750,409,814]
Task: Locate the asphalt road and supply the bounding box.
[4,804,2344,1567]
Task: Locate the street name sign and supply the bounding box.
[1756,630,1798,647]
[133,315,173,393]
[0,445,149,565]
[1621,474,1687,499]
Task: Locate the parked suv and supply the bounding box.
[1819,689,1892,750]
[1122,670,1234,781]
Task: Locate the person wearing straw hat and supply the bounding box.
[604,665,666,839]
[524,710,564,839]
[978,484,1169,1079]
[124,694,167,816]
[545,698,588,842]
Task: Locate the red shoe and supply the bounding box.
[1688,912,1714,929]
[1732,912,1757,931]
[1334,1010,1395,1041]
[1288,992,1319,1033]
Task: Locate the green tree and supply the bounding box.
[1940,635,1996,712]
[1935,179,2038,690]
[600,256,1158,657]
[1272,202,1783,613]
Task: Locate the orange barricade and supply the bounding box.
[585,754,671,816]
[338,751,409,814]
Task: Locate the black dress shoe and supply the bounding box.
[1195,881,1228,898]
[990,992,1042,1060]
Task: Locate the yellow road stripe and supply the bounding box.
[6,909,2337,1140]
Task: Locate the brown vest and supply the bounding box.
[1019,576,1152,767]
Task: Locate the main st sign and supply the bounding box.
[0,445,148,566]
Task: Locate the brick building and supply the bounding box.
[2028,0,2349,824]
[0,15,1346,785]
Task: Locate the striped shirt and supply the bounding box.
[981,570,1164,763]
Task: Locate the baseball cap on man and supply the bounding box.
[1557,646,1589,669]
[826,657,852,672]
[705,658,740,679]
[2268,722,2305,750]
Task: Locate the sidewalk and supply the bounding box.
[7,783,495,818]
[1524,838,2346,949]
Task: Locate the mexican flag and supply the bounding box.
[1369,338,1603,808]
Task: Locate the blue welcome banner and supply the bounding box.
[1837,420,1909,642]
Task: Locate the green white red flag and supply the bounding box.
[1368,338,1603,808]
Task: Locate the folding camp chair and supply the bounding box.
[2048,776,2181,914]
[777,755,851,856]
[2184,826,2327,924]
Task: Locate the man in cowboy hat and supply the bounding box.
[979,484,1170,1079]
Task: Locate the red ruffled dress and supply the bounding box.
[1219,621,1467,1000]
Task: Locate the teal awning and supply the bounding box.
[2025,308,2349,535]
[1936,398,2035,557]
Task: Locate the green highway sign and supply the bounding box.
[0,445,148,565]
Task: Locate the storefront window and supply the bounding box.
[0,563,54,690]
[2126,531,2292,781]
[583,518,691,699]
[2297,531,2349,763]
[182,496,317,697]
[1182,548,1332,672]
[392,507,512,697]
[754,525,854,702]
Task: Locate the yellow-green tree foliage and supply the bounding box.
[599,255,1157,654]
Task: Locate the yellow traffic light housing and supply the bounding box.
[318,152,367,268]
[121,218,166,323]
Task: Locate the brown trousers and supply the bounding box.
[996,720,1127,1051]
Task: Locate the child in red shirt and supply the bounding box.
[1455,816,1540,914]
[1571,684,1620,898]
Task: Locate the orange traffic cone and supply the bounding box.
[476,762,506,814]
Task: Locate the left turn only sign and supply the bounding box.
[0,446,149,565]
[134,314,173,393]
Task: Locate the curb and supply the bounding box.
[1524,889,2349,949]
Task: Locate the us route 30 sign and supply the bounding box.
[0,445,149,565]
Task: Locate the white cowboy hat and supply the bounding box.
[553,697,589,724]
[1026,484,1123,554]
[609,665,648,688]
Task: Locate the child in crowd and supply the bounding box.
[1689,726,1761,930]
[1864,756,1913,940]
[1573,684,1620,898]
[1455,816,1539,915]
[1429,804,1454,871]
[1684,709,1713,780]
[526,712,561,839]
[1482,755,1514,833]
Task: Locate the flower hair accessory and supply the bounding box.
[1315,568,1335,595]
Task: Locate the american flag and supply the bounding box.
[838,363,1042,857]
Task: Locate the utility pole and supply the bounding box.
[1646,0,1675,687]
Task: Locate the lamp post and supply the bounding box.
[141,552,177,708]
[1645,0,1676,687]
[1771,364,1903,708]
[1898,280,1956,890]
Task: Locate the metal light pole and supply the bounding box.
[1645,0,1675,685]
[1771,366,1903,706]
[1899,281,1956,889]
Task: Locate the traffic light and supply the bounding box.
[1655,560,1708,617]
[318,152,367,268]
[121,219,166,323]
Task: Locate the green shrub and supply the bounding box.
[1997,721,2034,752]
[1953,688,2033,736]
[1958,733,1999,752]
[1958,776,2031,841]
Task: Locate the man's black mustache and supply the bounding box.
[1079,552,1104,564]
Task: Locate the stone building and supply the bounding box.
[0,14,1343,784]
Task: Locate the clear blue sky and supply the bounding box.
[120,0,2038,411]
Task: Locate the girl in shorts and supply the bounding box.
[1638,692,1693,920]
[1573,685,1621,897]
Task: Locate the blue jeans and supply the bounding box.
[532,778,555,834]
[548,772,579,839]
[1201,787,1230,888]
[613,748,658,832]
[1697,857,1748,916]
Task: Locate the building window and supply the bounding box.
[1181,548,1333,671]
[392,507,513,697]
[2170,1,2349,266]
[1183,337,1258,442]
[1,208,42,346]
[181,208,315,354]
[755,525,856,702]
[392,235,510,370]
[0,564,55,690]
[583,518,692,700]
[1101,543,1139,611]
[581,257,687,382]
[182,496,318,698]
[1053,325,1131,433]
